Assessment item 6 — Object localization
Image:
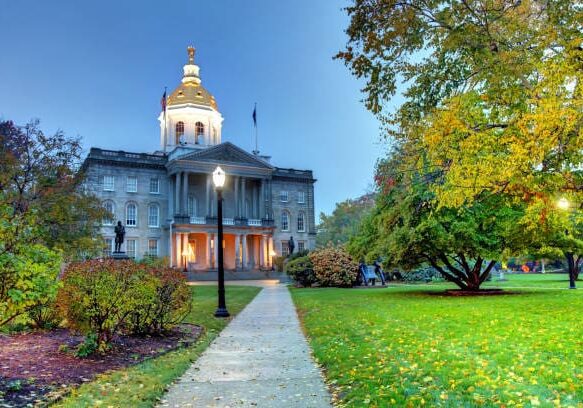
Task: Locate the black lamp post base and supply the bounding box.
[214,308,230,318]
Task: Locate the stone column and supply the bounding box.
[182,172,189,215]
[260,235,266,268]
[206,233,211,269]
[260,180,265,219]
[267,236,273,268]
[253,183,259,219]
[235,234,241,269]
[241,234,248,269]
[174,173,181,216]
[241,177,246,218]
[175,233,181,268]
[205,174,211,217]
[182,233,189,269]
[234,176,240,217]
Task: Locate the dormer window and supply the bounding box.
[195,122,204,144]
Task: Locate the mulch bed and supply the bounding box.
[0,324,202,407]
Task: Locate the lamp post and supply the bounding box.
[213,166,230,317]
[558,197,577,289]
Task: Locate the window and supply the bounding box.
[195,122,204,144]
[149,178,160,194]
[280,191,288,202]
[297,211,305,232]
[297,191,306,204]
[103,175,115,191]
[126,176,138,192]
[281,211,290,231]
[298,241,305,252]
[103,201,115,225]
[126,239,136,259]
[148,204,159,227]
[281,241,290,257]
[126,203,137,226]
[148,239,159,257]
[175,121,184,143]
[104,238,113,257]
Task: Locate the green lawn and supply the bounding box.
[291,274,583,407]
[54,285,261,408]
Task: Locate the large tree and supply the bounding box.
[338,0,582,283]
[349,151,523,291]
[0,120,105,326]
[316,193,375,247]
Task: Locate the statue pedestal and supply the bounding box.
[111,251,130,260]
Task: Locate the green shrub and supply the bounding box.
[28,299,61,329]
[126,268,191,336]
[57,259,140,344]
[0,244,61,327]
[76,332,100,357]
[309,245,358,288]
[286,256,316,287]
[402,267,443,282]
[288,250,310,262]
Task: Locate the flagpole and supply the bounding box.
[163,86,167,153]
[253,102,259,155]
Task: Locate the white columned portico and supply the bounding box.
[267,236,273,268]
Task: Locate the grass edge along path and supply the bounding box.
[291,275,583,407]
[52,285,261,408]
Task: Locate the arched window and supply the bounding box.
[281,211,290,231]
[297,211,305,232]
[175,121,185,144]
[103,200,115,225]
[148,203,159,227]
[126,203,137,226]
[195,122,204,144]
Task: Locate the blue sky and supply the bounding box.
[0,0,394,217]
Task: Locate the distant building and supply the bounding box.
[83,47,316,273]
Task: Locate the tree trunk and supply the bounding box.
[565,253,577,289]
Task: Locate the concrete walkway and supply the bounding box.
[159,284,332,408]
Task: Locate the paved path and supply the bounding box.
[159,284,332,408]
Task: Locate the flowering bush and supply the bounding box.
[286,256,316,287]
[309,245,358,287]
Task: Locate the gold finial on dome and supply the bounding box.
[187,45,195,64]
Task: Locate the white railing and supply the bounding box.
[190,216,206,224]
[248,219,262,226]
[223,218,235,225]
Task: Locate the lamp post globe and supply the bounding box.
[213,166,230,317]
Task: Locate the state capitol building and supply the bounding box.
[83,47,316,275]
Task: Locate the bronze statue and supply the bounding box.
[288,236,295,255]
[114,221,125,252]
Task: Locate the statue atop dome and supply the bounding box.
[187,46,195,64]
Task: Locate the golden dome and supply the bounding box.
[167,82,218,110]
[166,46,218,111]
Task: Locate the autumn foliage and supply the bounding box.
[309,246,358,288]
[58,259,190,346]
